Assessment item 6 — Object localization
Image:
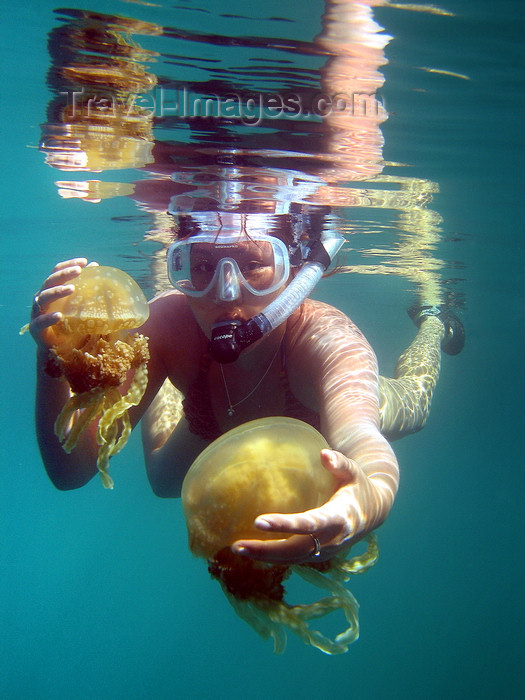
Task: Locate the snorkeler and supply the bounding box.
[29,0,466,571]
[28,202,463,566]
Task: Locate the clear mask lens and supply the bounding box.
[167,234,290,298]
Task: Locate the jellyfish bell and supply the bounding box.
[48,265,149,346]
[182,417,335,559]
[40,124,155,172]
[181,417,379,655]
[46,266,150,489]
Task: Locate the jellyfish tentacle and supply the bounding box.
[111,411,132,456]
[265,598,350,654]
[221,570,359,654]
[287,595,346,621]
[54,388,100,442]
[54,388,106,451]
[290,567,361,649]
[225,590,288,654]
[95,363,149,488]
[95,388,121,489]
[335,533,379,577]
[96,386,127,489]
[249,536,380,654]
[97,362,148,444]
[295,535,380,648]
[61,396,106,454]
[97,387,125,445]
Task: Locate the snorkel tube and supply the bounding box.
[210,234,344,363]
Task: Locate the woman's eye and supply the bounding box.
[192,262,215,275]
[243,261,266,273]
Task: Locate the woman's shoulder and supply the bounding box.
[144,291,201,352]
[296,298,363,333]
[287,298,372,359]
[285,298,376,393]
[147,290,193,326]
[149,288,187,308]
[142,290,205,387]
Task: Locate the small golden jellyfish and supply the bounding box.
[46,266,150,489]
[182,417,379,655]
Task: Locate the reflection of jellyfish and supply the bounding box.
[40,10,160,173]
[46,266,150,489]
[182,417,379,654]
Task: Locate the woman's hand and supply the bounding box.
[29,258,95,349]
[231,448,370,564]
[28,258,103,490]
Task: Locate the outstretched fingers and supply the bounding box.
[232,533,332,564]
[38,258,89,296]
[230,450,361,565]
[232,506,350,564]
[34,258,100,313]
[253,505,347,539]
[30,258,97,347]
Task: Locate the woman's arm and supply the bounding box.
[30,259,168,490]
[35,344,101,490]
[31,259,101,488]
[315,305,399,540]
[141,378,210,498]
[233,301,399,563]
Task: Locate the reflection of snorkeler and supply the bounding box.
[30,0,464,565]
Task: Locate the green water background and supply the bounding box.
[1,1,523,698]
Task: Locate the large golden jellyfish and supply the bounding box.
[182,417,379,654]
[45,266,149,489]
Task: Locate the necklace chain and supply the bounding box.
[220,344,281,417]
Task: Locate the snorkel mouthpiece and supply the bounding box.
[209,235,343,363]
[210,236,344,364]
[210,320,264,363]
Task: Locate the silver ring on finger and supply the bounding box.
[310,535,321,558]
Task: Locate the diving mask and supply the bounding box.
[167,233,290,301]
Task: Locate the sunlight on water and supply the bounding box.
[38,1,462,308]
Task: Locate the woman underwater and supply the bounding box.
[30,0,464,569]
[29,201,463,566]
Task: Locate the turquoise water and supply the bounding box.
[1,1,524,698]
